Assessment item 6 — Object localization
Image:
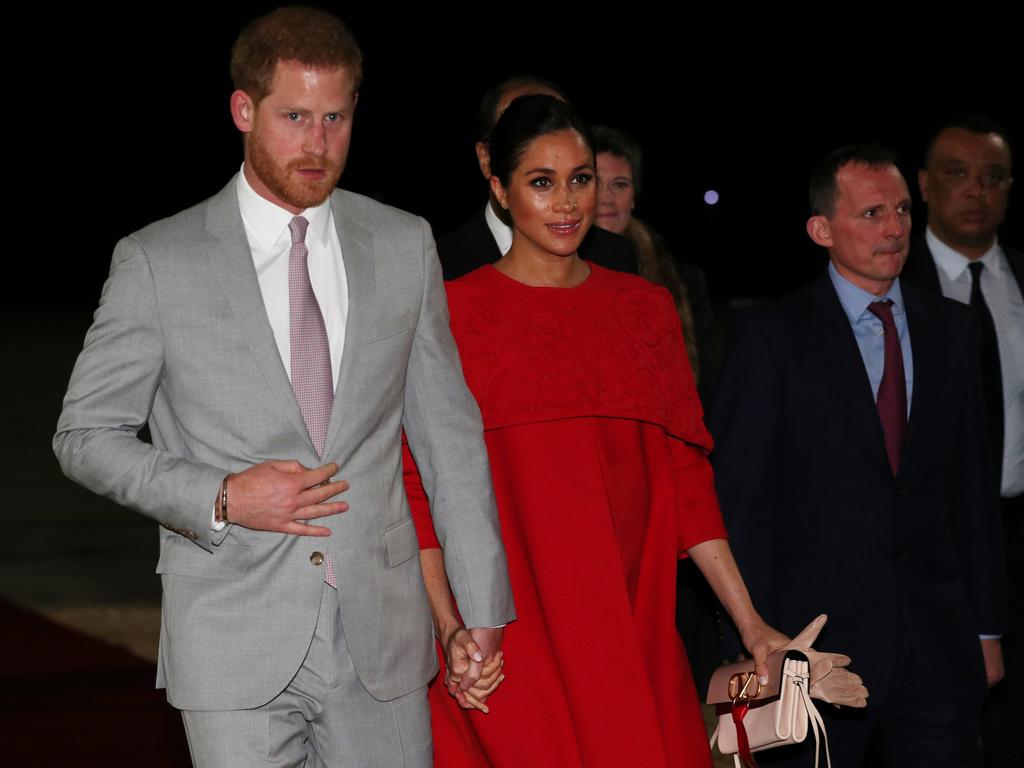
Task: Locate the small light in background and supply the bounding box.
[703,189,720,206]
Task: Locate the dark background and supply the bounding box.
[0,7,1018,744]
[17,0,1020,318]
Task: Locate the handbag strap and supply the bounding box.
[794,672,832,768]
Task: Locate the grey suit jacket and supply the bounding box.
[54,177,514,711]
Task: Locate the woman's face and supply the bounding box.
[595,152,635,235]
[491,129,596,259]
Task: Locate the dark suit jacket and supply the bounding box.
[437,206,638,281]
[709,273,1006,704]
[901,234,1024,297]
[902,235,1024,491]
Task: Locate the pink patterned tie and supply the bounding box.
[867,300,907,476]
[288,216,337,589]
[288,216,334,456]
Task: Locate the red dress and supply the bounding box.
[403,263,725,767]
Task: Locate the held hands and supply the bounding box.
[981,638,1005,688]
[225,461,349,535]
[443,626,506,713]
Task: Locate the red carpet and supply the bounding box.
[0,599,190,766]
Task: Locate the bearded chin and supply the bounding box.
[247,135,343,210]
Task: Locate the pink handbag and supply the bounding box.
[707,650,830,768]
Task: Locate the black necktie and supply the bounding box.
[968,261,1004,481]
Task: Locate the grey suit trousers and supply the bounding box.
[181,584,431,767]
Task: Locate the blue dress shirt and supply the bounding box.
[828,264,914,416]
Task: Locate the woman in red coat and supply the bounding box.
[403,95,786,767]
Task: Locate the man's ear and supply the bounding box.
[489,174,508,211]
[917,168,930,204]
[806,215,832,248]
[230,90,255,134]
[475,141,492,180]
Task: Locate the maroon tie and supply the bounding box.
[867,300,906,476]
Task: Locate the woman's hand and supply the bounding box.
[738,618,790,686]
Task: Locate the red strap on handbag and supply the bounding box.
[731,699,758,768]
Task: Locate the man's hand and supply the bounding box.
[443,627,504,713]
[444,626,505,713]
[981,638,1004,687]
[225,461,349,535]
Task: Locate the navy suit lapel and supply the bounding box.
[902,237,943,294]
[1006,246,1024,294]
[811,275,893,475]
[204,177,318,456]
[900,283,942,477]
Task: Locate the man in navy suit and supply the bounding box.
[437,76,636,279]
[710,145,1006,767]
[901,116,1021,766]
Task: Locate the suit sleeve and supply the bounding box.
[708,311,783,625]
[53,237,225,551]
[401,435,440,550]
[401,218,515,628]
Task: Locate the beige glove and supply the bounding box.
[784,614,869,708]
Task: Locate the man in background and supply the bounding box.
[710,145,1005,766]
[903,115,1021,765]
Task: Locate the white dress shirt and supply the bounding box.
[237,167,349,386]
[484,202,513,256]
[829,264,914,415]
[926,227,1024,497]
[213,169,349,530]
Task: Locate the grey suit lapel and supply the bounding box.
[204,177,318,456]
[323,191,376,457]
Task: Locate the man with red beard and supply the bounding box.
[902,115,1021,766]
[710,145,1006,767]
[53,7,513,767]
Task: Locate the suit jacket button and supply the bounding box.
[310,551,324,566]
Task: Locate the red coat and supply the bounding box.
[404,263,725,767]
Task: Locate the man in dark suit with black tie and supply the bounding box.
[901,116,1021,765]
[438,76,636,279]
[710,145,1006,767]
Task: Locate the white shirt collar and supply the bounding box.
[925,226,1005,282]
[236,164,334,250]
[484,201,514,256]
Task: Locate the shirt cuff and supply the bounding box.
[211,505,226,532]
